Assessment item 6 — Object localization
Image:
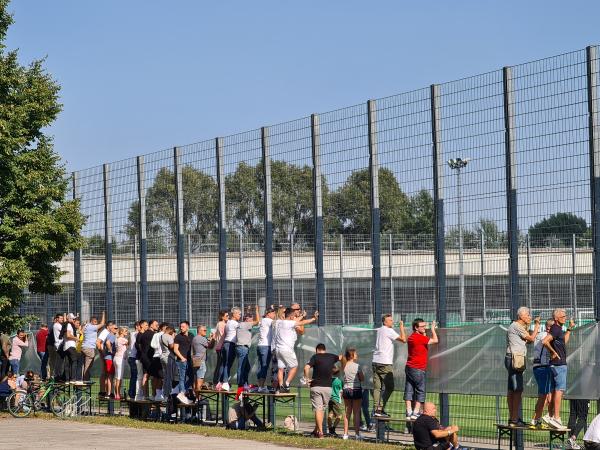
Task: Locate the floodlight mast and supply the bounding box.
[447,157,470,323]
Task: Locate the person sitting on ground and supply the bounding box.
[327,375,343,437]
[583,412,600,449]
[275,308,319,393]
[412,402,462,450]
[303,342,341,439]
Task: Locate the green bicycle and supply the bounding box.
[7,378,74,418]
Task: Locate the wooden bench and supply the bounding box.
[373,415,415,443]
[123,399,165,421]
[496,423,570,450]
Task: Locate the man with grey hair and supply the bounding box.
[219,307,242,391]
[505,306,540,427]
[542,308,575,431]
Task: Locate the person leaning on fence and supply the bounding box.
[505,306,540,427]
[542,308,576,431]
[412,402,463,450]
[256,307,276,393]
[372,314,406,418]
[275,308,319,393]
[81,312,106,381]
[583,412,600,450]
[405,318,438,421]
[530,318,554,428]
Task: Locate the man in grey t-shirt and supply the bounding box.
[192,325,210,392]
[505,306,540,427]
[236,305,260,387]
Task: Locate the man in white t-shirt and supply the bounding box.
[257,307,276,392]
[274,307,318,393]
[372,313,406,417]
[96,321,114,396]
[51,313,66,380]
[584,413,600,449]
[219,307,242,391]
[62,314,80,381]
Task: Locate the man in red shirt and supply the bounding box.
[405,318,438,420]
[36,324,49,380]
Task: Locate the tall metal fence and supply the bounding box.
[24,45,600,329]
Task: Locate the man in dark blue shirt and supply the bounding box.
[542,308,575,431]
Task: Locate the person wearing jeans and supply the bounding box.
[9,330,29,375]
[220,307,242,391]
[173,321,192,404]
[236,305,260,387]
[127,322,140,399]
[257,307,276,392]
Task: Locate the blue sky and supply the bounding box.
[6,0,600,173]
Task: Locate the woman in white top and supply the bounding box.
[218,307,241,391]
[256,307,276,391]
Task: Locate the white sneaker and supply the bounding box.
[177,392,192,405]
[566,438,581,449]
[221,382,230,391]
[154,393,165,402]
[548,417,567,431]
[258,386,269,393]
[342,435,349,440]
[541,415,553,427]
[134,395,145,401]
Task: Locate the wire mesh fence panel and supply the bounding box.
[512,51,593,317]
[180,139,219,326]
[439,69,508,323]
[268,117,315,312]
[318,103,370,324]
[376,88,436,321]
[140,148,178,324]
[222,128,265,313]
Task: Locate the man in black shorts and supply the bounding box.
[412,402,462,450]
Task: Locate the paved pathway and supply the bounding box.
[0,417,302,450]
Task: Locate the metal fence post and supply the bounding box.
[503,65,523,450]
[136,156,149,320]
[262,126,274,307]
[586,45,600,322]
[187,233,192,326]
[72,172,82,316]
[431,84,449,425]
[311,113,325,325]
[174,147,187,322]
[103,163,114,321]
[389,234,395,320]
[133,235,139,320]
[480,230,486,322]
[216,137,228,310]
[290,234,295,304]
[572,234,578,320]
[368,99,382,327]
[527,234,532,311]
[503,66,520,320]
[239,233,244,313]
[340,234,345,325]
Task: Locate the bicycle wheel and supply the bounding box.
[7,391,34,418]
[49,389,72,418]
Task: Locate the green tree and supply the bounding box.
[404,189,434,236]
[126,166,218,246]
[474,218,506,249]
[528,212,587,247]
[330,167,410,235]
[225,161,263,238]
[0,1,84,333]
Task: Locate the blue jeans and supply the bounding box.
[9,359,19,375]
[550,365,568,392]
[361,389,371,427]
[176,360,189,393]
[220,341,236,382]
[256,346,271,381]
[236,345,250,386]
[128,357,138,398]
[38,352,48,380]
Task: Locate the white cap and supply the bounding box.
[67,313,77,320]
